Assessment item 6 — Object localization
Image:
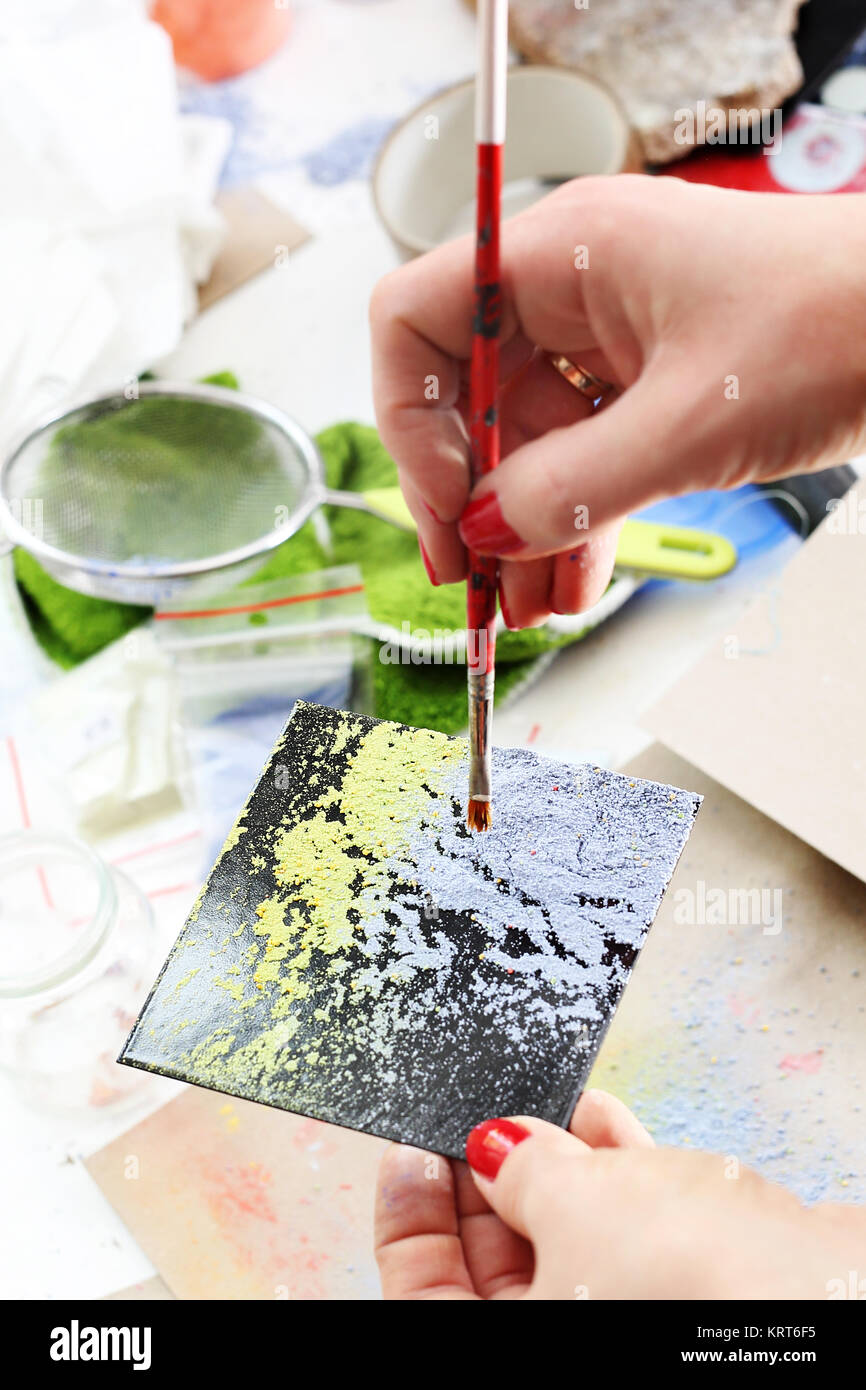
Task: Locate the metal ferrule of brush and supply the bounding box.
[468,671,494,800]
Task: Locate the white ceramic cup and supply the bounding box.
[374,65,643,256]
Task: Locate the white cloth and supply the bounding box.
[0,1,230,444]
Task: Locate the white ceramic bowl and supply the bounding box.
[374,65,642,255]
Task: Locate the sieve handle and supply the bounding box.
[322,486,416,533]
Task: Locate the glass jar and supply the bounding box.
[0,831,158,1113]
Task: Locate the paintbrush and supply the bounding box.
[467,0,508,833]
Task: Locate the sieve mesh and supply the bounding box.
[2,388,315,570]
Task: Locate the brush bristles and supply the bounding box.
[467,799,492,833]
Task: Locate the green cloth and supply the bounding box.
[14,383,587,733]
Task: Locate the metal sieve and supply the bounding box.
[0,381,413,606]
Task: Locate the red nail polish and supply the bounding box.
[466,1118,530,1180]
[498,582,517,632]
[458,493,524,555]
[420,497,441,523]
[418,538,439,586]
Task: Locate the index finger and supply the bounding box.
[370,232,496,527]
[370,183,608,524]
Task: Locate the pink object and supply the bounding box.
[151,0,291,81]
[779,1051,824,1075]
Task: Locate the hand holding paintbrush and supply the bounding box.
[467,0,508,833]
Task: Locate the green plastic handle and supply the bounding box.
[615,519,737,580]
[359,487,418,529]
[359,489,737,581]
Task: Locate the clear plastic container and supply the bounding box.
[0,832,158,1114]
[153,565,372,865]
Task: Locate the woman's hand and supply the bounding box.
[374,1089,865,1300]
[370,176,866,628]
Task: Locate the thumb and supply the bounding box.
[465,1116,589,1242]
[457,369,696,561]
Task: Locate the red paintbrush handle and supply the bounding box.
[467,141,502,678]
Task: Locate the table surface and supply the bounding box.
[1,0,861,1299]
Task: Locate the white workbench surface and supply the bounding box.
[0,0,819,1298]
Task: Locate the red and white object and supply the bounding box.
[467,0,508,822]
[669,104,866,195]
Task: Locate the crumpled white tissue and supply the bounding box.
[0,1,231,445]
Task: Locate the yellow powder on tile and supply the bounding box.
[248,716,461,1011]
[189,1017,301,1091]
[180,713,464,1091]
[188,884,208,925]
[210,801,251,875]
[214,977,245,1002]
[330,718,354,757]
[188,1029,236,1071]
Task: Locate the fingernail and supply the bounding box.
[466,1118,530,1180]
[498,582,518,632]
[420,497,441,523]
[458,493,524,555]
[418,537,439,586]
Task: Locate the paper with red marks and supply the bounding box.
[86,1087,384,1300]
